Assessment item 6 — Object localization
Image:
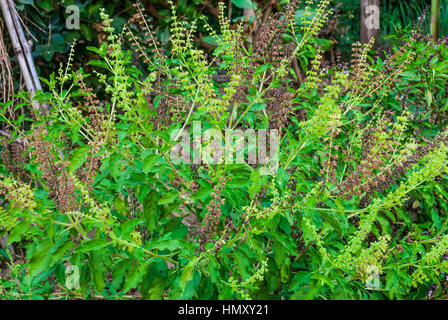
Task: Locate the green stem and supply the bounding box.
[431,0,440,42]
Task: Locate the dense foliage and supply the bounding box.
[1,0,448,300]
[8,0,448,79]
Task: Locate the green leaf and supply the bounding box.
[90,252,107,293]
[234,250,250,280]
[8,222,30,244]
[319,211,342,236]
[109,152,122,180]
[28,241,53,276]
[158,192,178,205]
[38,0,53,10]
[50,34,66,52]
[142,154,159,174]
[251,103,266,111]
[140,260,168,299]
[35,44,54,62]
[179,260,196,290]
[111,17,126,32]
[50,241,74,265]
[295,9,316,24]
[275,168,290,190]
[431,208,442,229]
[143,190,160,231]
[151,239,181,251]
[87,60,110,70]
[400,71,420,81]
[422,128,439,137]
[114,196,128,216]
[76,239,109,253]
[69,145,89,172]
[207,256,220,284]
[202,35,220,47]
[191,185,213,201]
[255,64,271,74]
[248,170,264,199]
[426,90,433,107]
[312,38,333,50]
[86,46,101,54]
[123,264,146,293]
[80,24,94,42]
[144,277,165,299]
[281,259,291,283]
[232,0,257,9]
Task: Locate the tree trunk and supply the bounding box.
[244,8,257,43]
[431,0,440,42]
[360,0,380,47]
[0,0,46,111]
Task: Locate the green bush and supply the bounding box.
[1,0,448,300]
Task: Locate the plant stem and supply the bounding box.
[431,0,440,42]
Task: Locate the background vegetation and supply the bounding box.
[6,1,448,78]
[1,0,448,300]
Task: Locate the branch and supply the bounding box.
[0,129,11,138]
[0,0,47,111]
[253,0,276,44]
[202,1,219,18]
[292,57,304,85]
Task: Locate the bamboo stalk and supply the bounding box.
[431,0,440,42]
[243,7,257,43]
[360,0,380,47]
[0,0,46,111]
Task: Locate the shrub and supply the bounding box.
[1,0,448,300]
